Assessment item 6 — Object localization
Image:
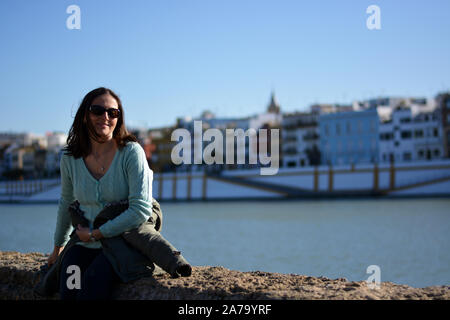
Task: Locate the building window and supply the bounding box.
[403,152,412,161]
[433,128,439,137]
[401,131,412,139]
[346,122,351,134]
[434,149,440,157]
[381,132,394,140]
[370,139,376,151]
[414,130,424,138]
[370,120,376,132]
[418,150,424,158]
[389,153,395,162]
[336,123,341,135]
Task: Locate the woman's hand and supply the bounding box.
[75,225,104,242]
[76,224,92,242]
[48,246,64,266]
[92,229,104,240]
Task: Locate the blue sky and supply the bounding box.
[0,0,449,135]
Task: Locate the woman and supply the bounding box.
[47,87,190,300]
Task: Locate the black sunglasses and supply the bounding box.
[89,105,121,118]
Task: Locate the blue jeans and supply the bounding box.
[59,244,119,300]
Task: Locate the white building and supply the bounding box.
[310,103,354,115]
[379,107,443,163]
[3,144,35,172]
[319,109,379,166]
[281,112,319,167]
[353,96,436,122]
[46,132,67,151]
[0,132,46,148]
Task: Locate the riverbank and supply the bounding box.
[0,251,449,300]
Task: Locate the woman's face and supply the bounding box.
[87,93,120,142]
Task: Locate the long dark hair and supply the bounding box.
[64,87,137,158]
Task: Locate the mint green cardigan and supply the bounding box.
[54,142,153,249]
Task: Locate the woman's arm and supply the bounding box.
[47,246,64,266]
[53,154,76,247]
[98,144,153,238]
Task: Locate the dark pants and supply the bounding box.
[59,244,119,300]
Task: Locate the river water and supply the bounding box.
[0,198,449,288]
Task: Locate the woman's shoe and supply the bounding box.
[172,264,192,278]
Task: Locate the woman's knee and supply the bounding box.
[77,252,118,300]
[59,246,102,300]
[59,245,85,300]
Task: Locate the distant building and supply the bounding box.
[310,103,354,115]
[266,91,281,114]
[281,112,319,167]
[176,112,252,171]
[147,126,176,173]
[171,93,283,172]
[0,133,20,147]
[437,92,450,158]
[45,132,67,151]
[353,97,404,111]
[249,92,282,129]
[45,148,63,177]
[379,107,443,163]
[319,109,379,165]
[129,127,154,163]
[353,96,436,122]
[43,132,66,177]
[0,132,45,148]
[0,132,66,178]
[3,144,35,178]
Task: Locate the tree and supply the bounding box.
[306,145,321,166]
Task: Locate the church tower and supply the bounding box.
[267,91,281,114]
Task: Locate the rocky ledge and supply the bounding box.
[0,251,449,300]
